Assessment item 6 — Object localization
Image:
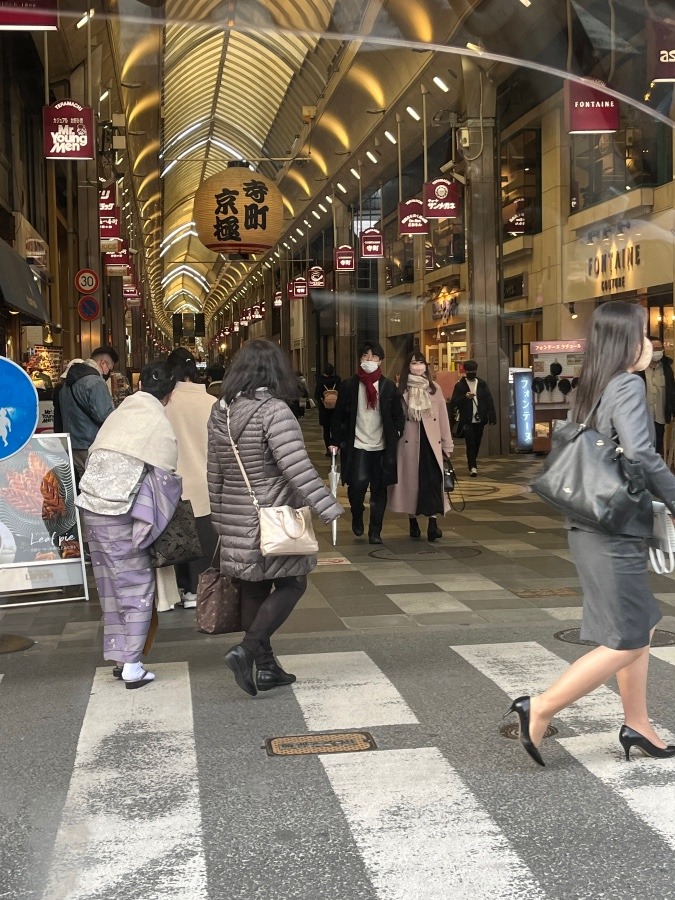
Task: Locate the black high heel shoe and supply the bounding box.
[504,695,545,768]
[619,725,675,761]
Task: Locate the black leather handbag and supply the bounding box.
[530,403,653,536]
[444,457,457,492]
[149,499,203,568]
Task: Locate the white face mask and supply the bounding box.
[633,339,653,372]
[360,360,380,374]
[652,350,664,363]
[409,363,427,376]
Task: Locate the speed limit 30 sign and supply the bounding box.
[75,268,100,294]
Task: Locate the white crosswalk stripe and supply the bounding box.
[452,641,675,851]
[43,663,207,900]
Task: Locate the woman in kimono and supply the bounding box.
[77,361,180,689]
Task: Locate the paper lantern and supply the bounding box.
[193,164,283,255]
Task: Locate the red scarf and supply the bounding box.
[357,365,380,409]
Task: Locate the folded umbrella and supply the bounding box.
[329,448,340,546]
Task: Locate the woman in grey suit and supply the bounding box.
[507,301,675,766]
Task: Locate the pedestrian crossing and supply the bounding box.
[13,641,675,899]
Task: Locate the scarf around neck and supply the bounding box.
[357,365,381,409]
[406,374,432,421]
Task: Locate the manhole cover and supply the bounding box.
[500,723,558,740]
[0,633,35,655]
[265,731,377,757]
[369,548,446,561]
[555,628,675,647]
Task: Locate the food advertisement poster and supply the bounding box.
[0,434,88,602]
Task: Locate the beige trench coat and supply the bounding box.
[388,386,454,515]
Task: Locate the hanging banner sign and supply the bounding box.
[286,281,296,300]
[105,244,131,277]
[43,100,95,160]
[566,81,619,134]
[398,199,429,236]
[122,284,140,298]
[293,277,308,299]
[425,247,436,271]
[273,290,282,307]
[334,244,355,272]
[0,1,57,30]
[99,189,121,251]
[308,266,325,288]
[360,228,384,259]
[423,179,460,219]
[647,20,675,82]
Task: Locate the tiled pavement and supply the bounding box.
[4,410,675,644]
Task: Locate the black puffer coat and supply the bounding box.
[207,389,343,581]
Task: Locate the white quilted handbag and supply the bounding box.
[649,501,675,574]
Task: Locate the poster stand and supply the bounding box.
[0,433,89,611]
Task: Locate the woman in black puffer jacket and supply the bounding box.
[207,340,343,697]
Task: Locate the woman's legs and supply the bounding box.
[616,630,665,747]
[240,576,307,662]
[527,643,646,747]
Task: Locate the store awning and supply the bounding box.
[0,237,50,323]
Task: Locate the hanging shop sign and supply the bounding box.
[360,228,384,259]
[308,266,325,288]
[0,1,57,30]
[43,100,95,160]
[273,290,282,307]
[334,244,355,272]
[252,305,264,320]
[423,179,460,219]
[398,199,429,236]
[647,20,675,83]
[104,244,131,277]
[99,190,122,252]
[286,281,296,300]
[425,247,436,271]
[292,277,308,299]
[0,434,88,604]
[512,370,534,451]
[193,164,283,256]
[566,81,619,134]
[504,197,526,235]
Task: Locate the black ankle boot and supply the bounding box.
[427,519,442,542]
[351,513,364,537]
[409,518,421,540]
[225,644,257,696]
[256,659,297,691]
[368,528,383,545]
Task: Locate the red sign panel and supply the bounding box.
[308,266,325,288]
[360,228,384,259]
[273,290,282,307]
[105,245,131,277]
[647,20,675,83]
[99,190,121,244]
[43,100,95,159]
[423,179,460,219]
[286,281,296,300]
[398,199,429,236]
[425,248,436,271]
[0,1,57,29]
[293,277,308,298]
[567,81,619,134]
[334,244,355,272]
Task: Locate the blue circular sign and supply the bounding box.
[0,358,39,461]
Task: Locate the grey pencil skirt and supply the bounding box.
[568,528,662,650]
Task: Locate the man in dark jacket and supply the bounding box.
[640,337,675,457]
[60,345,117,479]
[329,341,404,544]
[448,360,496,477]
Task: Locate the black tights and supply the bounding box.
[240,576,307,664]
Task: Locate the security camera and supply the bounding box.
[439,159,466,185]
[128,248,139,255]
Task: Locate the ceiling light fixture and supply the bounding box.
[433,76,449,92]
[366,150,378,164]
[406,106,420,121]
[76,8,94,29]
[568,303,578,319]
[519,0,532,6]
[318,203,327,212]
[466,41,484,54]
[336,182,347,193]
[325,194,333,203]
[312,210,321,219]
[384,130,397,144]
[99,90,109,103]
[350,168,361,179]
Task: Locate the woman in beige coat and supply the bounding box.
[388,352,454,541]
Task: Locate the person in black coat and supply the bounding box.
[329,341,405,544]
[638,336,675,457]
[314,363,341,455]
[448,360,496,476]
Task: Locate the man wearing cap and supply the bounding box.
[448,360,497,477]
[60,345,118,479]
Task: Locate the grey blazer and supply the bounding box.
[568,372,675,533]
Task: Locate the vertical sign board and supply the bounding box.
[334,245,355,272]
[512,369,534,451]
[360,228,384,259]
[0,359,87,606]
[0,1,58,29]
[43,101,95,160]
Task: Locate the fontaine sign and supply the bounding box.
[43,101,95,160]
[566,81,619,134]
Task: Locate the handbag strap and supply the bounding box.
[209,538,221,569]
[226,402,266,510]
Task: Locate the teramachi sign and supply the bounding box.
[0,1,57,30]
[43,100,95,160]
